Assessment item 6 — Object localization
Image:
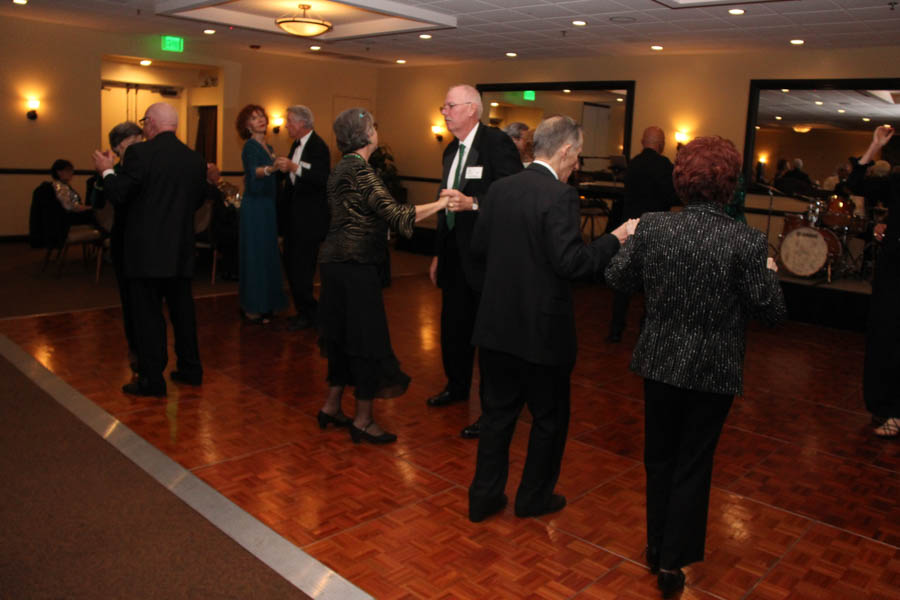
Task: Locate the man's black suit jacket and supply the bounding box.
[435,123,522,290]
[102,131,206,279]
[623,147,678,220]
[471,163,621,367]
[286,130,331,242]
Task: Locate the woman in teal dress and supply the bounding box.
[236,104,286,323]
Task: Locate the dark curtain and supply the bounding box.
[195,106,217,163]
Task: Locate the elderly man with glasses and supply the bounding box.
[425,84,523,440]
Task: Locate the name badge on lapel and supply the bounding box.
[465,166,483,180]
[300,161,312,170]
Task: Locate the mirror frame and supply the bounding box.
[742,77,900,187]
[476,81,636,160]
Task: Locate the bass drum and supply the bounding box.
[780,227,841,277]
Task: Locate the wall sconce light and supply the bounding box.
[26,98,39,120]
[431,125,445,142]
[758,153,768,165]
[272,115,284,134]
[674,130,690,144]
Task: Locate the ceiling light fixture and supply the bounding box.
[815,101,823,105]
[650,45,663,51]
[140,59,152,66]
[790,39,804,45]
[490,102,499,107]
[396,59,406,64]
[572,20,587,26]
[792,125,811,133]
[419,34,432,39]
[775,115,782,120]
[276,4,332,37]
[310,45,321,51]
[562,89,571,93]
[728,8,744,15]
[203,29,215,35]
[13,0,27,5]
[781,89,790,93]
[838,109,846,113]
[616,98,623,102]
[506,52,517,57]
[862,117,871,122]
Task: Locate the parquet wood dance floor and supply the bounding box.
[3,267,898,599]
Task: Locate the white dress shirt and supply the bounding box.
[445,122,480,189]
[289,130,313,184]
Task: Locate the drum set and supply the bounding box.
[777,194,873,281]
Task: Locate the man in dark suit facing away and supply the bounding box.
[467,115,636,522]
[607,126,679,343]
[426,83,523,439]
[274,105,331,330]
[92,102,205,397]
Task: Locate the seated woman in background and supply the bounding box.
[606,136,786,598]
[45,159,94,225]
[316,108,448,444]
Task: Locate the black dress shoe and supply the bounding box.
[515,493,566,518]
[349,422,397,444]
[605,332,622,343]
[460,420,481,439]
[317,410,352,429]
[646,546,660,575]
[122,379,166,397]
[469,494,507,523]
[170,371,202,386]
[872,414,888,427]
[657,569,685,598]
[426,389,462,407]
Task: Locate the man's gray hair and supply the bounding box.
[287,105,314,127]
[108,121,142,150]
[333,107,374,154]
[533,115,582,158]
[448,84,483,118]
[503,122,529,140]
[792,158,804,169]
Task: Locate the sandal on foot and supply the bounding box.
[874,417,900,439]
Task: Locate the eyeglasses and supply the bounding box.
[138,117,150,125]
[439,101,472,112]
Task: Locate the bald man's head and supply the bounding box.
[641,126,665,154]
[142,102,178,139]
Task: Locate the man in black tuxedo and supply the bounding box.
[426,84,523,439]
[607,126,678,343]
[92,102,205,397]
[274,105,331,330]
[467,116,635,522]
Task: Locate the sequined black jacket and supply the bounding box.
[318,155,415,266]
[605,203,786,394]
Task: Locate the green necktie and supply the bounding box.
[446,143,466,230]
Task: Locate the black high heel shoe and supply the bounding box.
[349,422,397,444]
[646,546,660,575]
[316,410,352,429]
[657,569,685,599]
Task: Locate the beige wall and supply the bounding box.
[375,46,900,205]
[0,16,377,236]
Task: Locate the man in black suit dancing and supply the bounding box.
[426,84,523,439]
[607,126,678,343]
[92,102,205,397]
[275,105,331,330]
[467,116,635,522]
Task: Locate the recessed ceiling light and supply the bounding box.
[616,98,623,102]
[862,117,871,122]
[838,109,846,113]
[562,89,571,93]
[572,20,587,26]
[506,52,517,57]
[728,8,744,15]
[140,59,152,66]
[203,29,215,35]
[395,59,407,64]
[781,89,790,93]
[310,45,321,51]
[610,16,636,23]
[790,39,805,45]
[650,45,663,51]
[774,116,782,120]
[815,101,823,105]
[755,125,760,130]
[419,33,432,39]
[490,102,499,107]
[13,0,28,5]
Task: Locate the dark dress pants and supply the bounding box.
[609,290,631,337]
[439,239,480,401]
[110,228,137,370]
[469,348,572,515]
[863,246,900,419]
[283,229,320,321]
[644,379,733,570]
[128,277,202,388]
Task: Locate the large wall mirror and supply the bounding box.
[477,81,635,177]
[743,78,900,192]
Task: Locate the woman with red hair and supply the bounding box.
[606,136,786,598]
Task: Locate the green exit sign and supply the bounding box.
[523,90,535,101]
[161,35,184,52]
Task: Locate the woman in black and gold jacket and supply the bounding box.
[316,108,448,444]
[606,136,786,598]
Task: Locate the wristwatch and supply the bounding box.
[472,197,479,211]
